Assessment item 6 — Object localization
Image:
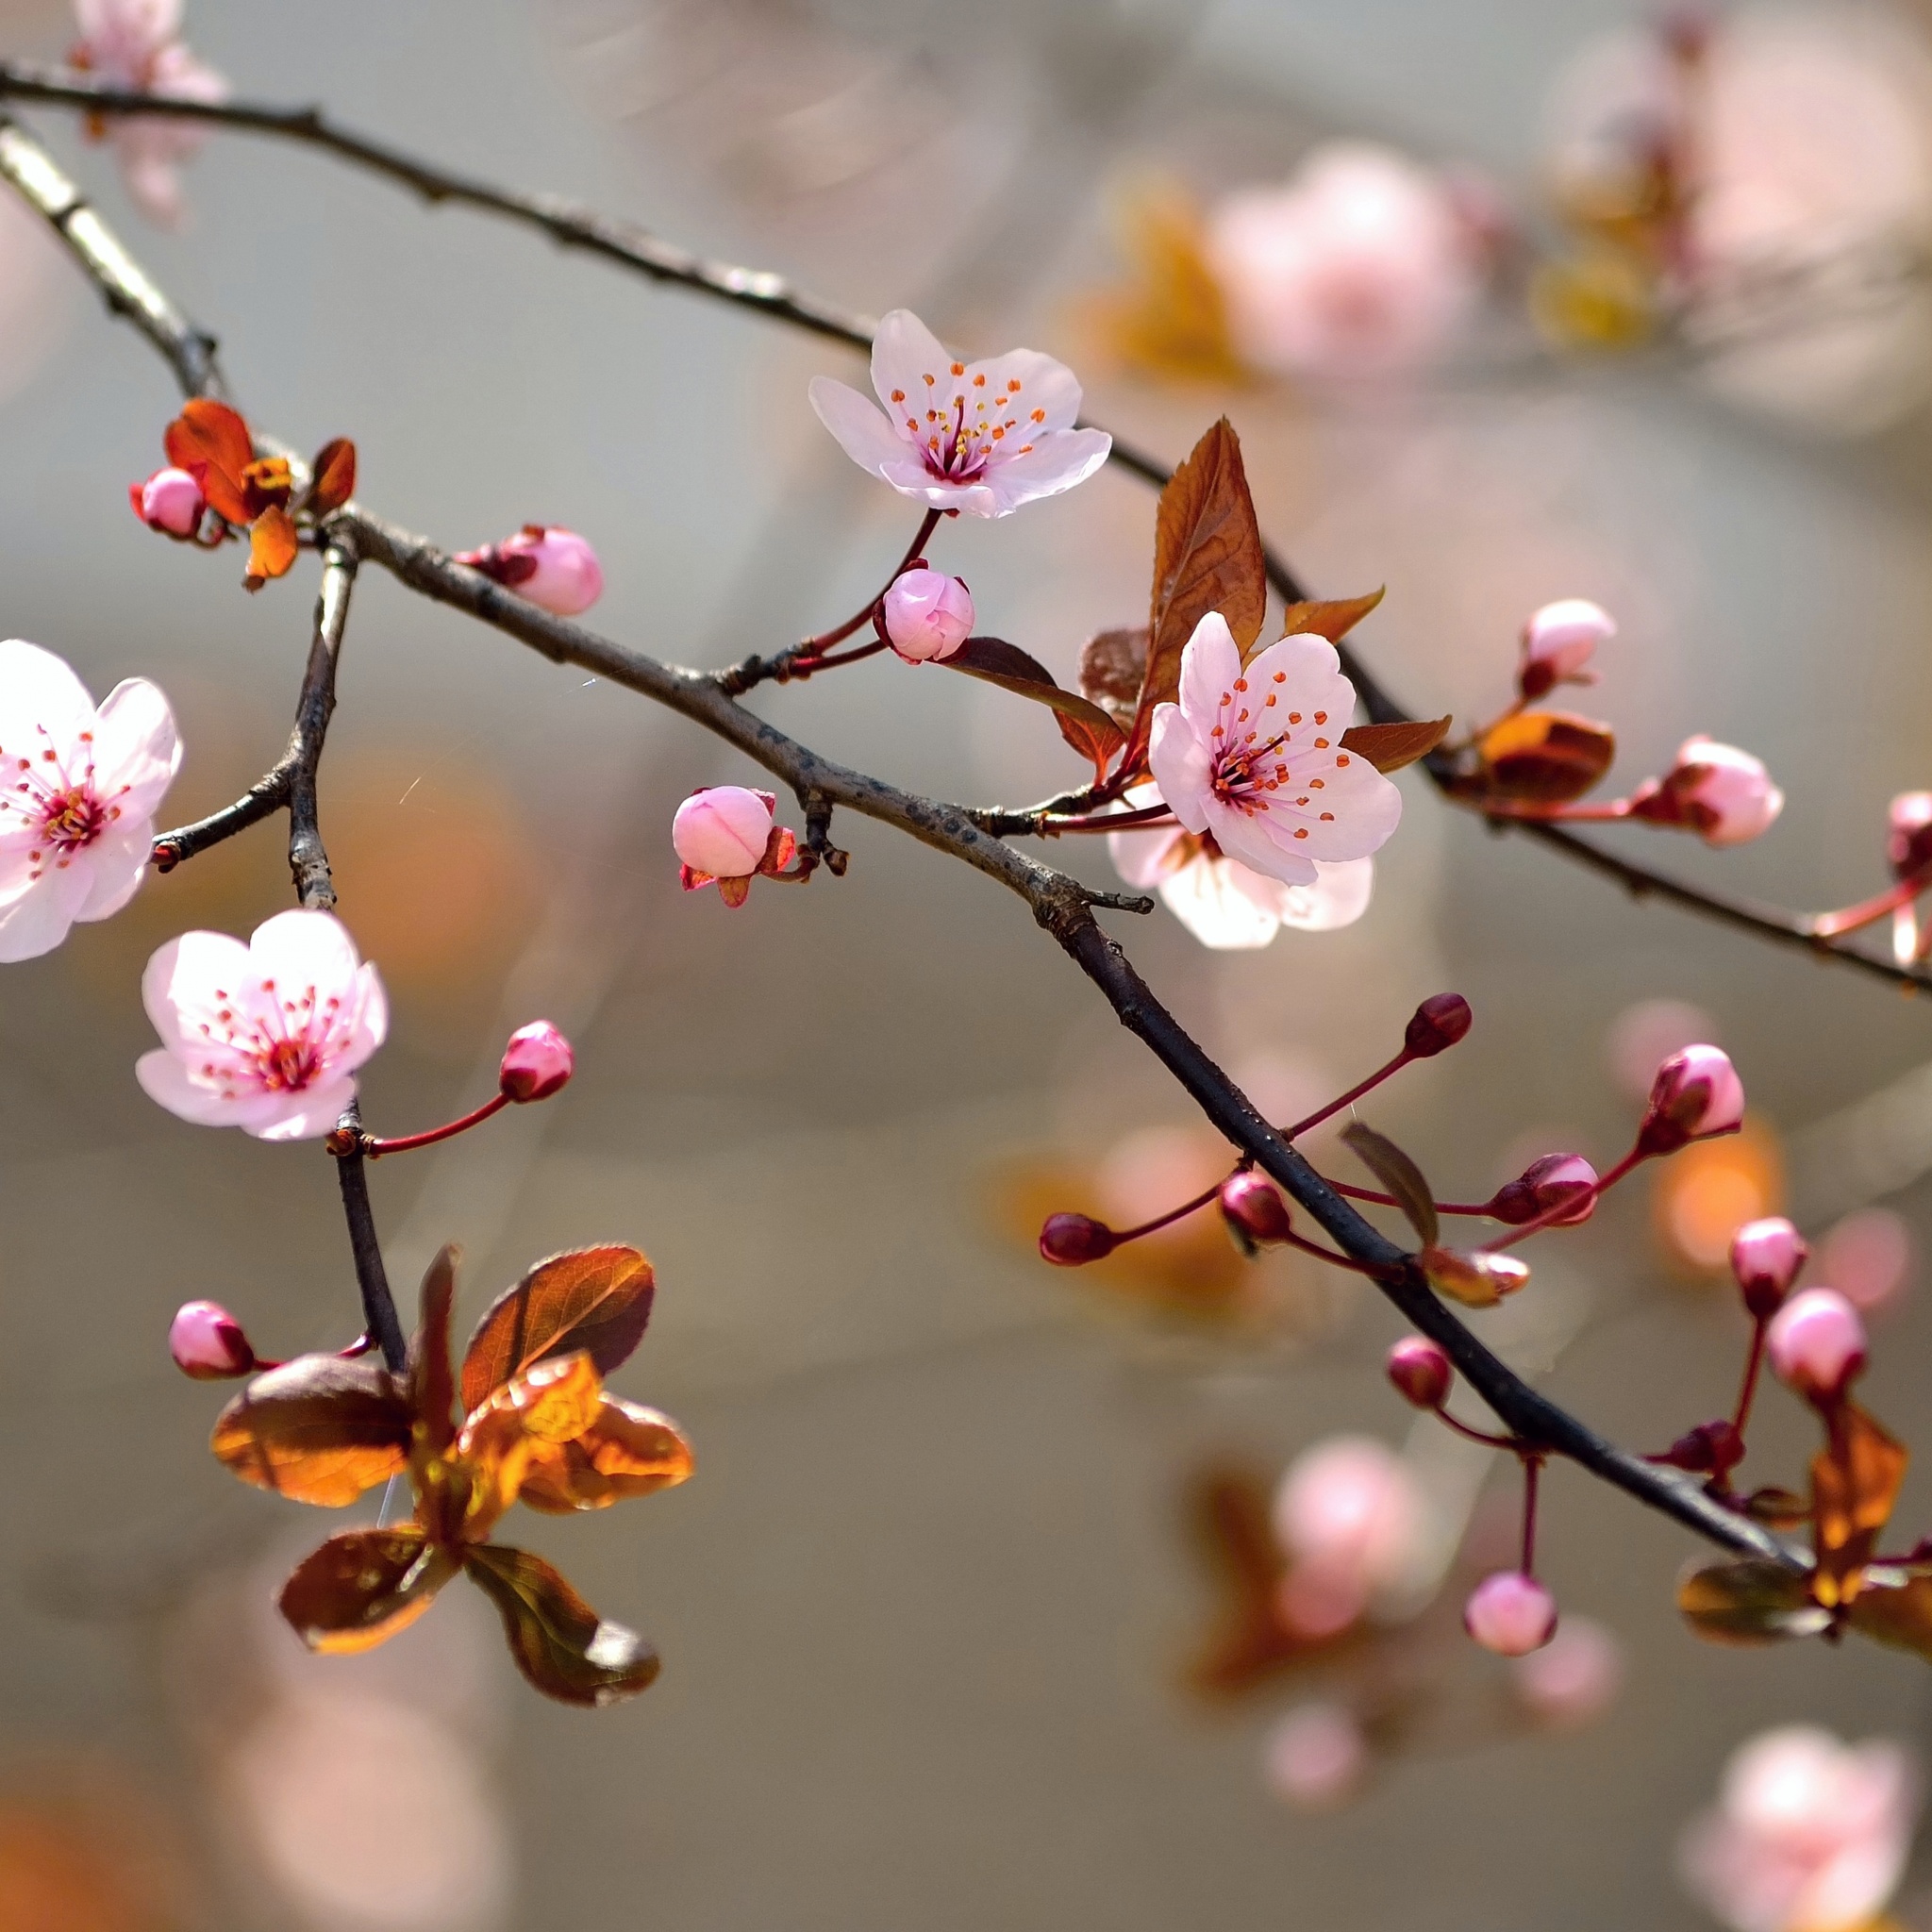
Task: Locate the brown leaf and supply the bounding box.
[306,437,357,517]
[1741,1486,1811,1528]
[1474,711,1616,805]
[278,1527,459,1655]
[457,1351,608,1533]
[162,397,255,525]
[210,1356,412,1507]
[1279,589,1385,643]
[243,506,299,591]
[1339,716,1453,774]
[1077,626,1150,727]
[1341,1122,1440,1246]
[518,1396,695,1514]
[459,1245,656,1416]
[1677,1558,1826,1645]
[1813,1402,1908,1608]
[1128,419,1266,765]
[1847,1569,1932,1658]
[463,1543,660,1707]
[409,1244,459,1453]
[940,638,1126,783]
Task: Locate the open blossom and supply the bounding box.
[1146,614,1402,891]
[1206,143,1483,378]
[1680,1725,1920,1932]
[1632,737,1785,846]
[809,309,1111,517]
[454,525,604,617]
[137,909,388,1140]
[0,639,179,961]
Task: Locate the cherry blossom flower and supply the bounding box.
[1644,1043,1747,1149]
[1631,737,1785,846]
[672,785,797,907]
[1144,615,1403,892]
[1766,1287,1867,1401]
[1730,1216,1807,1317]
[1519,597,1613,699]
[137,908,388,1140]
[808,309,1111,517]
[1816,1208,1914,1314]
[0,639,179,961]
[1463,1572,1557,1656]
[498,1020,573,1101]
[1263,1703,1370,1810]
[881,568,973,662]
[1680,1725,1920,1932]
[1272,1435,1424,1634]
[130,463,205,538]
[1206,143,1483,378]
[169,1298,254,1379]
[454,525,604,617]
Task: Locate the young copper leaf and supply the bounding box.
[1186,1466,1328,1698]
[162,397,255,524]
[1677,1558,1827,1644]
[1341,1122,1441,1247]
[1742,1486,1811,1528]
[457,1352,608,1536]
[1279,588,1384,643]
[1812,1402,1908,1608]
[462,1543,661,1707]
[1078,625,1150,727]
[459,1245,656,1415]
[1127,419,1266,763]
[278,1527,459,1655]
[941,638,1127,782]
[210,1356,412,1507]
[1847,1569,1932,1659]
[408,1244,459,1452]
[1475,711,1616,805]
[516,1396,695,1514]
[243,506,299,591]
[1339,716,1453,774]
[306,437,357,517]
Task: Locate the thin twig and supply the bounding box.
[286,538,357,909]
[332,1113,407,1373]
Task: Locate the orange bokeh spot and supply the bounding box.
[1652,1117,1784,1275]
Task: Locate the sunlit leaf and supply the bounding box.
[518,1396,695,1513]
[409,1244,459,1452]
[1339,716,1452,774]
[162,396,255,524]
[243,506,299,591]
[457,1351,608,1533]
[1847,1568,1932,1658]
[306,437,358,517]
[1341,1122,1440,1247]
[1677,1557,1826,1645]
[463,1543,660,1707]
[277,1527,458,1655]
[1279,589,1384,643]
[459,1244,656,1414]
[941,638,1126,782]
[1128,419,1266,765]
[210,1356,411,1507]
[1077,626,1149,728]
[1080,180,1244,385]
[1813,1402,1907,1608]
[1474,711,1616,805]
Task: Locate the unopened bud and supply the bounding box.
[1729,1216,1807,1321]
[1386,1335,1452,1408]
[455,525,604,616]
[1423,1245,1530,1307]
[1519,597,1613,700]
[1658,1418,1744,1476]
[673,785,777,880]
[130,465,206,539]
[1489,1153,1598,1227]
[1640,1043,1744,1155]
[1889,791,1932,881]
[499,1020,574,1102]
[881,568,974,663]
[1463,1571,1557,1656]
[1405,992,1473,1058]
[1220,1171,1292,1247]
[170,1299,255,1379]
[1629,737,1784,847]
[1766,1287,1866,1403]
[1040,1213,1117,1266]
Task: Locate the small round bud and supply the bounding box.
[1519,597,1613,699]
[1464,1571,1557,1656]
[1219,1171,1291,1246]
[499,1020,574,1102]
[1489,1153,1599,1227]
[1766,1287,1867,1403]
[131,465,205,539]
[672,785,777,879]
[170,1299,255,1379]
[1386,1335,1452,1408]
[1729,1216,1807,1321]
[1039,1213,1117,1266]
[1405,991,1473,1058]
[1659,1418,1745,1476]
[881,568,974,663]
[1262,1703,1369,1810]
[1632,738,1784,847]
[1888,791,1932,881]
[456,525,604,616]
[1511,1616,1623,1727]
[1423,1246,1531,1307]
[1641,1043,1745,1155]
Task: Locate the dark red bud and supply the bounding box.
[1487,1153,1599,1227]
[499,1020,574,1102]
[1888,792,1932,882]
[1405,993,1473,1058]
[1219,1172,1292,1247]
[1386,1336,1452,1408]
[1040,1213,1117,1266]
[1657,1419,1744,1477]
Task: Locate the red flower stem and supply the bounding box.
[1731,1318,1769,1438]
[1486,1143,1644,1252]
[1109,1180,1225,1244]
[1477,798,1637,824]
[794,508,942,654]
[1325,1178,1493,1216]
[1280,1228,1387,1275]
[1807,871,1932,939]
[1041,804,1178,836]
[1282,1049,1415,1140]
[1434,1407,1519,1452]
[364,1090,508,1158]
[1521,1454,1544,1576]
[788,637,891,679]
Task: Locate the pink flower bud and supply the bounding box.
[499,1020,574,1102]
[1489,1153,1599,1226]
[1511,1616,1623,1727]
[1766,1287,1867,1402]
[882,568,974,663]
[1519,597,1613,699]
[170,1299,255,1379]
[130,465,206,539]
[1631,738,1785,847]
[456,525,604,616]
[1039,1212,1117,1265]
[1220,1171,1291,1246]
[1641,1043,1745,1154]
[1729,1216,1807,1321]
[1888,791,1932,881]
[673,785,777,879]
[1386,1335,1452,1408]
[1464,1571,1557,1656]
[1262,1703,1369,1810]
[1405,991,1473,1058]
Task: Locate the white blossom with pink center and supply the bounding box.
[0,639,179,961]
[1680,1725,1921,1932]
[1206,142,1483,378]
[809,309,1111,517]
[1146,613,1403,891]
[137,908,388,1141]
[1107,783,1373,948]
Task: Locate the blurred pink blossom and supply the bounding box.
[1262,1702,1369,1810]
[1463,1572,1557,1656]
[1272,1435,1424,1634]
[130,463,205,537]
[1519,597,1613,699]
[1815,1208,1914,1314]
[1766,1287,1866,1401]
[1510,1616,1623,1726]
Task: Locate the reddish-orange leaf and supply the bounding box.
[243,506,299,591]
[408,1244,459,1452]
[518,1395,695,1514]
[210,1356,411,1507]
[1677,1558,1826,1645]
[1127,419,1267,765]
[278,1527,458,1656]
[239,455,293,517]
[1278,588,1385,643]
[459,1245,656,1415]
[940,638,1126,781]
[1812,1402,1907,1608]
[462,1543,660,1707]
[1848,1569,1932,1658]
[1474,710,1616,805]
[307,437,358,517]
[1339,716,1453,774]
[1077,625,1150,728]
[162,397,255,524]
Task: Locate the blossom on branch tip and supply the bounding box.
[809,309,1111,518]
[1641,1042,1745,1154]
[881,567,973,662]
[672,785,797,907]
[499,1020,573,1102]
[1519,597,1614,700]
[1146,614,1403,890]
[130,464,205,538]
[169,1299,254,1379]
[1730,1216,1807,1320]
[0,639,179,961]
[1766,1288,1867,1402]
[1464,1572,1557,1656]
[136,908,388,1140]
[1630,736,1785,846]
[454,525,604,617]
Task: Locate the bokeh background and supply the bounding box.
[3,0,1932,1926]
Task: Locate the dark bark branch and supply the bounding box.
[286,538,357,910]
[332,1113,407,1373]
